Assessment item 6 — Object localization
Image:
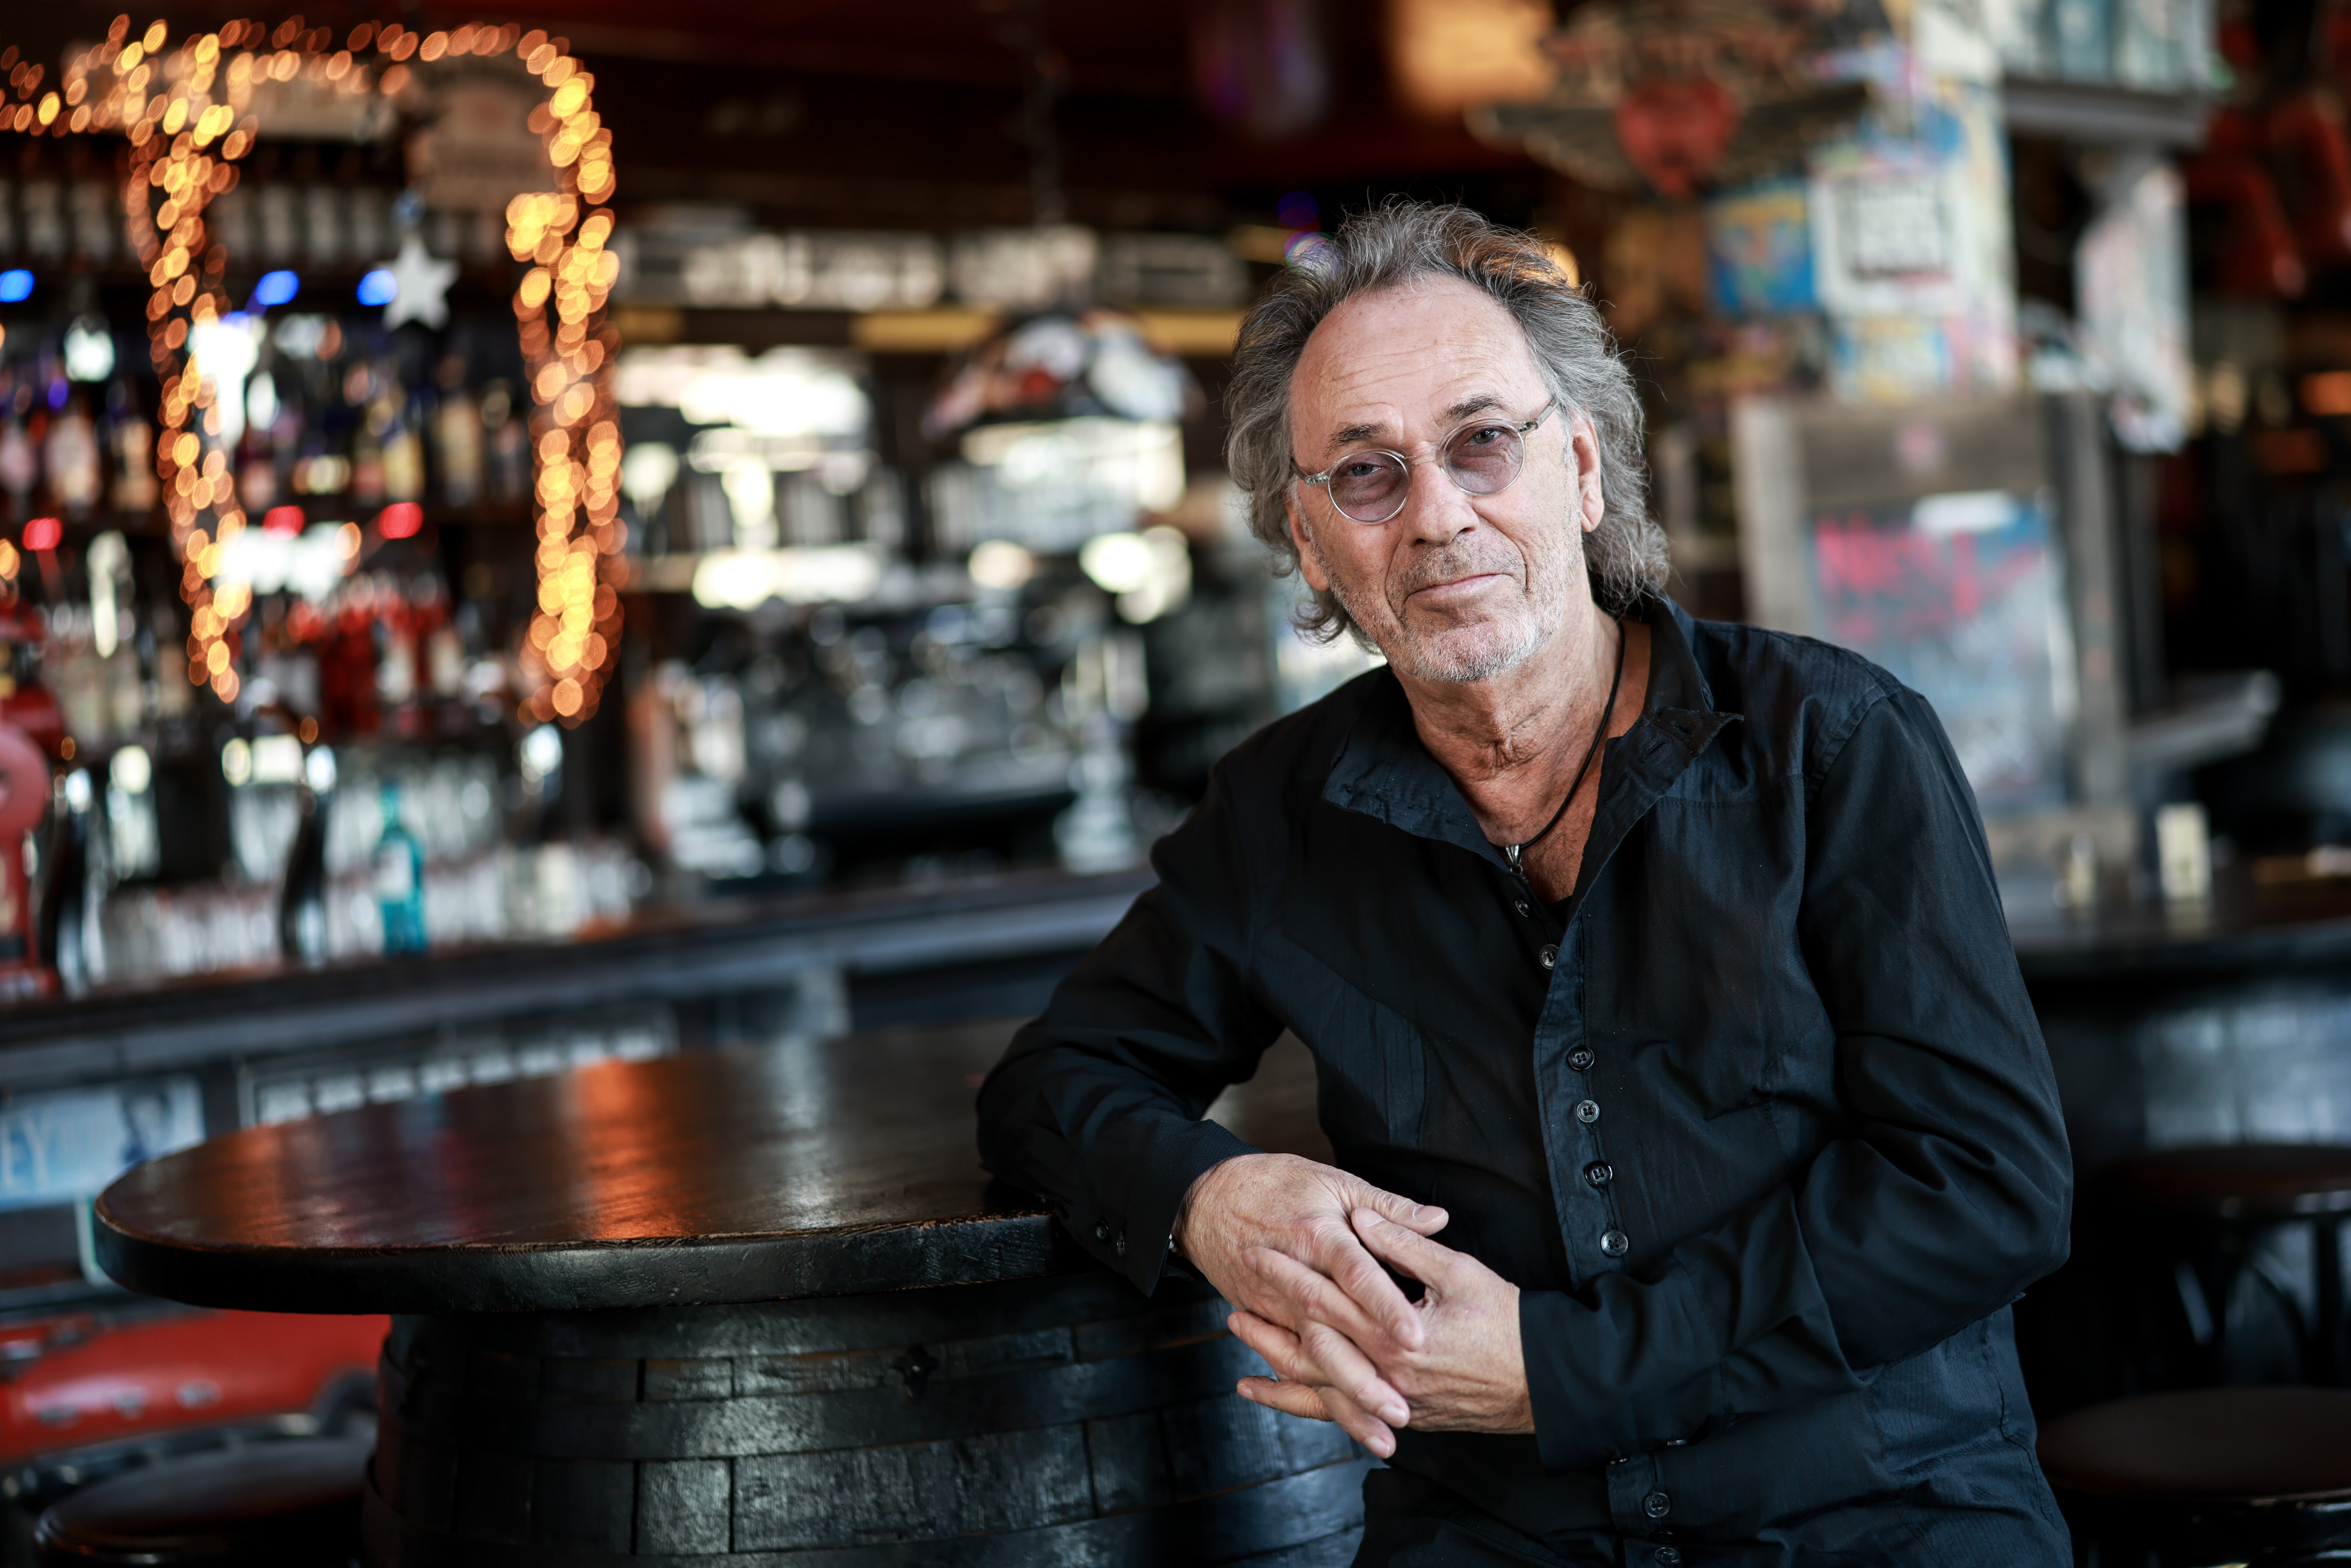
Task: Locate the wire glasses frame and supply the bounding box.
[1293,399,1557,524]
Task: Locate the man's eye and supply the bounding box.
[1459,425,1509,449]
[1338,460,1386,480]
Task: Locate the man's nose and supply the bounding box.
[1396,458,1479,544]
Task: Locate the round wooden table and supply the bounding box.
[92,1023,1365,1567]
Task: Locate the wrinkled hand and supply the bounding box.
[1229,1208,1532,1452]
[1175,1153,1450,1455]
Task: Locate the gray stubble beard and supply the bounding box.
[1308,523,1579,686]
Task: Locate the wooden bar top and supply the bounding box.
[92,1021,1324,1317]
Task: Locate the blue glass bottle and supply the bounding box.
[373,780,426,954]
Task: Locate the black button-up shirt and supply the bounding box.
[977,599,2072,1553]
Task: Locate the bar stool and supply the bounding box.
[33,1437,368,1566]
[2109,1143,2351,1385]
[2038,1387,2351,1566]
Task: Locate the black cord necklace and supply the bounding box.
[1503,618,1627,877]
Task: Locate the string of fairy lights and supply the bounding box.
[0,14,622,724]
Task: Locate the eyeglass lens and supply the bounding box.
[1326,420,1530,522]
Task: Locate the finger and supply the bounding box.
[1343,1179,1449,1237]
[1290,1224,1427,1350]
[1245,1235,1422,1354]
[1236,1374,1330,1421]
[1240,1373,1396,1457]
[1231,1292,1404,1421]
[1229,1302,1408,1427]
[1353,1207,1469,1292]
[1297,1316,1410,1425]
[1250,1250,1392,1354]
[1241,1241,1420,1373]
[1227,1307,1306,1372]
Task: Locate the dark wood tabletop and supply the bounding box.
[2011,873,2351,988]
[94,1021,1328,1317]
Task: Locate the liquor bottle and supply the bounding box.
[44,396,100,519]
[0,418,35,516]
[482,381,528,504]
[105,380,159,513]
[381,387,425,504]
[0,721,49,990]
[377,596,418,711]
[236,372,280,514]
[350,389,387,507]
[432,355,483,508]
[37,768,95,994]
[278,754,331,964]
[373,777,426,953]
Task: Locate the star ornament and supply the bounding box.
[369,236,459,331]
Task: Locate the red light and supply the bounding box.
[376,503,422,540]
[22,519,59,553]
[262,505,305,536]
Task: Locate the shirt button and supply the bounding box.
[1574,1099,1600,1124]
[1514,900,1531,917]
[1093,1223,1110,1242]
[1654,1550,1682,1566]
[1585,1161,1613,1188]
[1643,1489,1671,1519]
[1114,1231,1127,1256]
[1539,944,1557,970]
[1568,1046,1594,1071]
[1602,1229,1631,1257]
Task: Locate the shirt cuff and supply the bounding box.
[1098,1113,1259,1295]
[1521,1288,1718,1470]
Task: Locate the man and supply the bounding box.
[977,201,2072,1566]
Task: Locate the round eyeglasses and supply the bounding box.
[1294,399,1556,524]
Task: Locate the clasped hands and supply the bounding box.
[1172,1152,1532,1458]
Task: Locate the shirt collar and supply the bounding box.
[1321,597,1740,875]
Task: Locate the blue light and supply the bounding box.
[45,381,65,411]
[0,271,31,303]
[356,269,398,308]
[252,270,299,308]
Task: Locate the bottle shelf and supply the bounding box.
[2000,76,2214,148]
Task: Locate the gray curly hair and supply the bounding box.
[1225,199,1668,644]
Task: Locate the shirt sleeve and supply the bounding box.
[1521,685,2073,1470]
[976,758,1286,1295]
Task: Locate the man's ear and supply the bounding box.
[1285,493,1332,593]
[1570,414,1605,533]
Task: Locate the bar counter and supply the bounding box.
[2010,877,2351,1177]
[0,867,1154,1093]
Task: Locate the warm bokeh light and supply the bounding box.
[18,15,623,723]
[2303,371,2351,417]
[1386,0,1555,118]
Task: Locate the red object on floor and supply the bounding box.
[0,1306,387,1464]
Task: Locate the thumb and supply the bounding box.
[1347,1180,1448,1236]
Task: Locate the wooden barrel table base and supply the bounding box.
[90,1033,1360,1566]
[363,1272,1369,1566]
